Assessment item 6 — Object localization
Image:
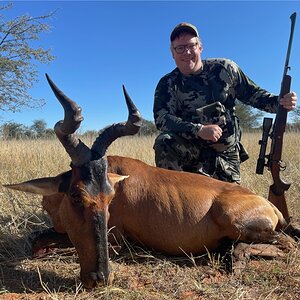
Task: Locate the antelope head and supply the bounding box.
[4,74,142,288]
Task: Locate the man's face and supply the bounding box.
[171,33,203,76]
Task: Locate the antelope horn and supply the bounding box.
[46,74,91,166]
[91,85,142,158]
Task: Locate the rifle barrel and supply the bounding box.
[283,12,297,77]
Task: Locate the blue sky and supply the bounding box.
[2,1,300,132]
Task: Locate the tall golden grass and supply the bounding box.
[0,133,299,299]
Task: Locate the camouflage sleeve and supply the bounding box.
[226,60,278,113]
[153,75,200,140]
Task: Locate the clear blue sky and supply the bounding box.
[2,1,300,132]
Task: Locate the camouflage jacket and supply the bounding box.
[153,58,278,152]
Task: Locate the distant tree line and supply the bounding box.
[235,102,300,132]
[2,106,300,140]
[0,118,159,140]
[0,119,55,139]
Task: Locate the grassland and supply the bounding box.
[0,133,299,299]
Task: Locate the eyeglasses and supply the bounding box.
[173,42,198,54]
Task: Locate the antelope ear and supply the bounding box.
[108,173,129,186]
[2,172,69,196]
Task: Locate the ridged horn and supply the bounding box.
[46,74,91,166]
[91,85,142,158]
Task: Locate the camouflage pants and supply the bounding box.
[153,132,241,183]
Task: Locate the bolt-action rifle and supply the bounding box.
[256,12,297,223]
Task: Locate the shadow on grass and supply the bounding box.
[0,226,236,295]
[0,229,78,294]
[109,235,235,272]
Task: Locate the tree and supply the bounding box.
[30,119,47,137]
[291,105,300,124]
[0,3,55,113]
[139,118,159,136]
[0,121,26,139]
[43,128,55,138]
[235,102,264,130]
[0,119,56,139]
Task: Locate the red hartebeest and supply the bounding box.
[3,76,297,288]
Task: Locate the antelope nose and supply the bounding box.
[81,271,114,289]
[81,273,97,289]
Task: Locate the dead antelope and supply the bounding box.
[3,75,296,288]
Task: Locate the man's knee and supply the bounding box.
[154,133,182,170]
[215,155,241,183]
[153,132,204,172]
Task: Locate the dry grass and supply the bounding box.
[0,133,299,299]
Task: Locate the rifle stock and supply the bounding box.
[256,13,296,223]
[267,75,292,223]
[268,185,291,222]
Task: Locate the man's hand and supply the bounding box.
[280,91,297,111]
[197,124,223,142]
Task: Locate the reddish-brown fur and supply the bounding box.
[39,155,286,259]
[4,153,293,288]
[106,156,285,254]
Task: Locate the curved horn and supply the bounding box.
[91,85,142,158]
[46,74,91,166]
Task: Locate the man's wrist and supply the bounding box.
[195,123,203,138]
